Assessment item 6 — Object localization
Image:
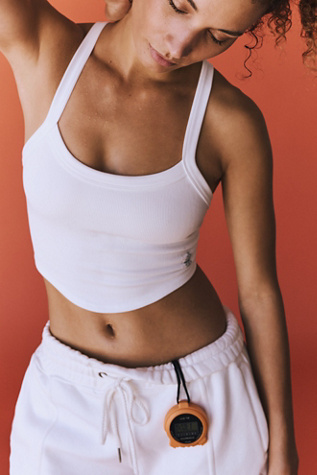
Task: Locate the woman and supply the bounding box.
[3,0,314,473]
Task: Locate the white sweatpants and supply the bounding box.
[10,308,268,475]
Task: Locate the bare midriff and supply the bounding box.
[46,266,227,368]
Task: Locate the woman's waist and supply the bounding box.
[45,267,227,367]
[36,309,243,387]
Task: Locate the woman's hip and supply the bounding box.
[10,308,268,475]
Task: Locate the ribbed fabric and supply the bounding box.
[22,22,215,313]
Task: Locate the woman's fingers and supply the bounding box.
[105,0,132,21]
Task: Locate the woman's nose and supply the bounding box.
[164,32,195,60]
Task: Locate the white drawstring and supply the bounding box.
[100,374,150,475]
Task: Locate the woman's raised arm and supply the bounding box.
[0,1,85,142]
[0,0,76,68]
[0,0,44,56]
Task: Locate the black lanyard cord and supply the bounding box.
[172,359,191,404]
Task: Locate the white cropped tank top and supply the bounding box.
[22,22,214,313]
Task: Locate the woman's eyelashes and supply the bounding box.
[168,0,228,47]
[168,0,187,14]
[207,31,227,46]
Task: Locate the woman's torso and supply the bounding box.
[11,18,231,367]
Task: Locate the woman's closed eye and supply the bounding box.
[207,31,227,46]
[168,0,229,47]
[168,0,187,14]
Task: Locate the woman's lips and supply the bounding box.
[149,45,176,67]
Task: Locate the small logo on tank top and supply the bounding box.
[184,252,192,267]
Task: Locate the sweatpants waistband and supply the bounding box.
[34,307,244,388]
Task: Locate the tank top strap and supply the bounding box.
[46,22,108,124]
[182,60,215,205]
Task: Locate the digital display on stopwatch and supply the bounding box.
[170,414,203,444]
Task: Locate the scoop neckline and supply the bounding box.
[48,60,208,188]
[51,123,186,188]
[22,20,212,199]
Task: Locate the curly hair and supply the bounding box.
[244,0,317,75]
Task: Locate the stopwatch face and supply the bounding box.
[170,413,203,444]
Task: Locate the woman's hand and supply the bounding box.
[104,0,132,21]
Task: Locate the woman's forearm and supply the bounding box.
[239,288,299,473]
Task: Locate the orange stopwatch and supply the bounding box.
[164,360,209,448]
[164,400,208,447]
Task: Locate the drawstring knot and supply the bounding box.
[100,374,150,475]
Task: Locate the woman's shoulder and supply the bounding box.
[209,68,266,132]
[203,67,271,169]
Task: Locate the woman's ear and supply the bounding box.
[105,0,132,21]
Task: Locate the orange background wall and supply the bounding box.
[1,1,316,473]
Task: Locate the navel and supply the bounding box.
[104,323,116,339]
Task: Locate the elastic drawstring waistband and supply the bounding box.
[99,374,150,475]
[35,307,244,388]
